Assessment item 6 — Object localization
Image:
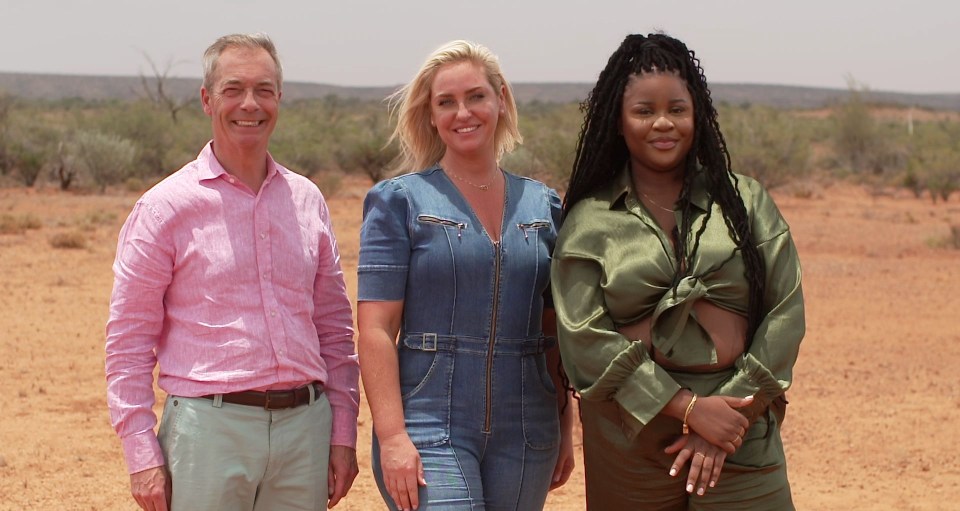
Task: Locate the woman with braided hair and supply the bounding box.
[551,33,804,509]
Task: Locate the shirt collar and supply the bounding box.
[195,141,283,183]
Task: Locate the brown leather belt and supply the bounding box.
[202,382,323,410]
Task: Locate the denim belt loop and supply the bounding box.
[308,382,316,405]
[212,394,223,408]
[423,333,438,352]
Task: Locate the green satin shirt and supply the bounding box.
[551,169,804,439]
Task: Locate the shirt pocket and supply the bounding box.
[417,214,466,238]
[515,220,552,243]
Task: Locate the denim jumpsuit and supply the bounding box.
[358,166,562,510]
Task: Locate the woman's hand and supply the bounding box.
[665,432,727,496]
[544,309,576,490]
[688,395,752,453]
[549,414,576,490]
[378,431,426,511]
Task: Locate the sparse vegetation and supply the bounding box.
[70,130,138,192]
[312,170,345,198]
[720,104,812,188]
[0,213,42,234]
[49,231,87,249]
[75,209,118,230]
[0,81,957,201]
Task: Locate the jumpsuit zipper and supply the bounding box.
[483,240,502,433]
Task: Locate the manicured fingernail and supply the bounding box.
[744,395,754,401]
[669,468,677,476]
[686,483,694,493]
[710,481,716,487]
[698,487,705,496]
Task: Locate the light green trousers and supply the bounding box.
[157,390,332,511]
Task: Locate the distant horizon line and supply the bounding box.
[1,69,957,97]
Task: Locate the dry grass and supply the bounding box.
[2,177,960,510]
[0,213,42,234]
[49,231,88,249]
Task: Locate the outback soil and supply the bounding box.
[2,176,959,510]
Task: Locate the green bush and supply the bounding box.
[70,130,138,192]
[905,119,960,202]
[720,104,813,189]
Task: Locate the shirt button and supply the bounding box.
[262,273,268,280]
[228,176,236,184]
[270,311,277,317]
[259,233,267,240]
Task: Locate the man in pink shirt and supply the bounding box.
[105,33,360,511]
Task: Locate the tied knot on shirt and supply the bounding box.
[651,276,717,365]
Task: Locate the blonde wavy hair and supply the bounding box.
[387,40,522,174]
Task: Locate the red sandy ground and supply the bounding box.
[1,176,958,510]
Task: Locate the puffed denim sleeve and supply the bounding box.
[712,180,805,420]
[549,188,563,229]
[358,178,411,301]
[552,206,681,439]
[543,188,563,309]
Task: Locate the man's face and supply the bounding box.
[201,46,281,156]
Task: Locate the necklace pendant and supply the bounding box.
[478,184,489,191]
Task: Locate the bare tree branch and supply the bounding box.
[137,51,193,123]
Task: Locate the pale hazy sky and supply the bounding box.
[2,0,957,94]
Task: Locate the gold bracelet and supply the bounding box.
[682,394,698,435]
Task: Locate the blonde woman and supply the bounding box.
[357,40,574,510]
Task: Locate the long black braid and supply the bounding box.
[565,33,766,345]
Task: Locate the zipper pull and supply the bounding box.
[518,223,528,240]
[457,222,465,239]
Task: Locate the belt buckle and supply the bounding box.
[422,333,437,352]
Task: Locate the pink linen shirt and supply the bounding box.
[106,142,359,474]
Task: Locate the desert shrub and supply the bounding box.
[49,231,87,249]
[832,83,876,173]
[503,101,581,189]
[311,170,345,198]
[830,81,908,180]
[270,97,360,177]
[94,101,175,177]
[75,210,119,230]
[0,213,42,234]
[335,132,397,183]
[720,104,812,189]
[0,91,15,176]
[904,119,960,202]
[11,144,45,187]
[5,116,62,187]
[69,130,138,192]
[331,105,398,183]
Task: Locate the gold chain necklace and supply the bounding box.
[447,169,496,191]
[639,190,676,213]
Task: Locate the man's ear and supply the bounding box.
[200,87,213,116]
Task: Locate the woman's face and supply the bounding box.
[429,60,505,160]
[619,71,695,177]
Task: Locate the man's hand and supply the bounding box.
[130,465,171,511]
[327,445,359,508]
